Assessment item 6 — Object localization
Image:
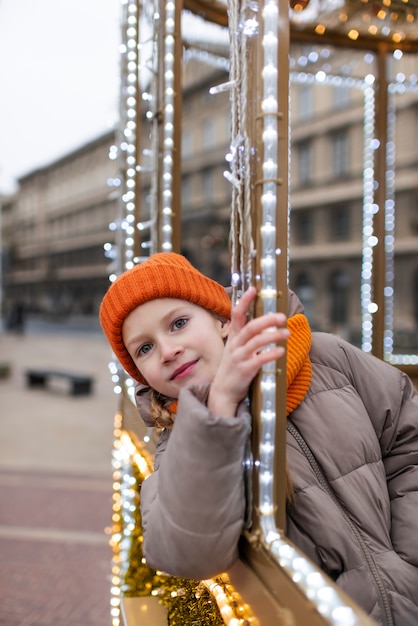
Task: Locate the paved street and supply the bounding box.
[0,325,118,626]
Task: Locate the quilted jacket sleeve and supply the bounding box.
[140,383,251,579]
[335,339,418,566]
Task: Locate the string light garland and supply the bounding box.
[263,531,359,625]
[361,73,376,354]
[258,0,282,531]
[382,89,395,361]
[119,0,140,274]
[160,0,176,252]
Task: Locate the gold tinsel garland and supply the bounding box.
[122,462,225,625]
[110,420,257,626]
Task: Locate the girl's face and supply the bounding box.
[122,298,230,398]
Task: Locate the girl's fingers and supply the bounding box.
[230,287,287,336]
[255,345,286,367]
[248,312,288,334]
[223,325,288,372]
[229,287,257,330]
[246,327,289,355]
[230,313,289,349]
[220,343,286,403]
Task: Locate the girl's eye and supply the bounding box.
[172,317,187,331]
[138,343,152,357]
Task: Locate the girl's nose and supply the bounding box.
[159,340,183,363]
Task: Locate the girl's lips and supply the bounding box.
[171,360,198,381]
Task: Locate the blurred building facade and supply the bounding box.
[1,50,417,351]
[1,132,118,320]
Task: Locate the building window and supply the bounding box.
[333,85,350,109]
[297,141,312,186]
[332,130,349,177]
[141,187,151,212]
[330,205,350,241]
[330,270,350,325]
[202,119,215,149]
[202,169,214,200]
[298,84,313,120]
[294,210,314,244]
[414,269,418,326]
[294,272,315,321]
[410,200,418,235]
[182,176,191,206]
[182,129,193,157]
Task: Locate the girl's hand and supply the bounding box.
[208,286,289,417]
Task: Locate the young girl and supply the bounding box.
[100,252,418,626]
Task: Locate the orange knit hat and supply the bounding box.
[100,252,232,383]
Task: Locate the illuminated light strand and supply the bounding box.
[184,47,230,72]
[289,43,418,88]
[264,531,358,626]
[390,353,418,365]
[256,0,282,551]
[109,411,124,626]
[146,7,162,256]
[383,91,396,360]
[361,75,377,353]
[291,71,365,90]
[106,0,164,284]
[160,0,176,252]
[105,0,138,279]
[259,0,282,536]
[109,422,154,626]
[203,578,259,625]
[120,0,139,272]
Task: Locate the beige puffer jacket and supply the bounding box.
[136,291,418,626]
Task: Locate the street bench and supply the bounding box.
[25,369,94,396]
[0,363,11,379]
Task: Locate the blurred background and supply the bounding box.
[0,0,418,623]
